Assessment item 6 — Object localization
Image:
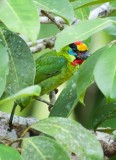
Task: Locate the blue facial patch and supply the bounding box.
[68,49,77,56]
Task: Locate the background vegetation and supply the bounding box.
[0,0,116,160]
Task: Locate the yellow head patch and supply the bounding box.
[77,43,88,51]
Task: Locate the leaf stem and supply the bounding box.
[9,102,18,131]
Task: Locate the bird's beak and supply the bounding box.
[82,51,90,59]
[75,51,90,60]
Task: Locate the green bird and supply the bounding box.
[9,41,90,130]
[35,41,90,96]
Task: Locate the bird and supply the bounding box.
[9,41,90,130]
[35,41,90,95]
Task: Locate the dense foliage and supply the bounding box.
[0,0,116,160]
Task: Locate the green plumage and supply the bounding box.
[35,46,78,95]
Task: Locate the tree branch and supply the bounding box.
[40,16,80,25]
[96,131,116,157]
[101,140,116,157]
[41,10,64,30]
[0,111,38,145]
[40,16,67,24]
[89,2,114,19]
[28,36,56,53]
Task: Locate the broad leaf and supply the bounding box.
[0,0,39,41]
[35,0,74,24]
[0,85,41,105]
[72,0,115,9]
[22,136,70,160]
[55,18,112,52]
[50,47,106,117]
[94,44,116,101]
[0,144,22,160]
[0,29,36,108]
[111,1,116,7]
[92,99,116,130]
[105,24,116,36]
[75,6,90,21]
[0,43,9,97]
[31,117,103,160]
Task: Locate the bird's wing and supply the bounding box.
[35,51,67,84]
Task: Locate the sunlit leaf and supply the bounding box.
[0,85,41,105]
[94,44,116,101]
[22,136,70,160]
[0,0,39,41]
[75,6,90,20]
[0,144,22,160]
[105,24,116,36]
[35,0,74,24]
[72,0,115,9]
[0,43,9,97]
[31,117,103,160]
[55,18,112,52]
[110,1,116,7]
[0,29,36,108]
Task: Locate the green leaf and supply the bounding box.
[105,24,116,36]
[50,47,105,117]
[0,144,22,160]
[31,117,103,160]
[22,136,70,160]
[0,29,36,108]
[55,18,112,52]
[35,0,74,24]
[94,44,116,101]
[0,43,9,97]
[0,85,41,105]
[92,99,116,130]
[0,0,39,41]
[111,1,116,7]
[75,7,90,21]
[72,0,115,9]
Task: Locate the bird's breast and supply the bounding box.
[68,54,75,62]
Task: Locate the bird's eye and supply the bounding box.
[69,43,77,51]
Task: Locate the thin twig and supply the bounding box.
[7,138,23,146]
[36,97,51,106]
[41,10,64,30]
[36,91,57,111]
[48,90,57,111]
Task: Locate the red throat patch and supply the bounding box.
[71,59,84,66]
